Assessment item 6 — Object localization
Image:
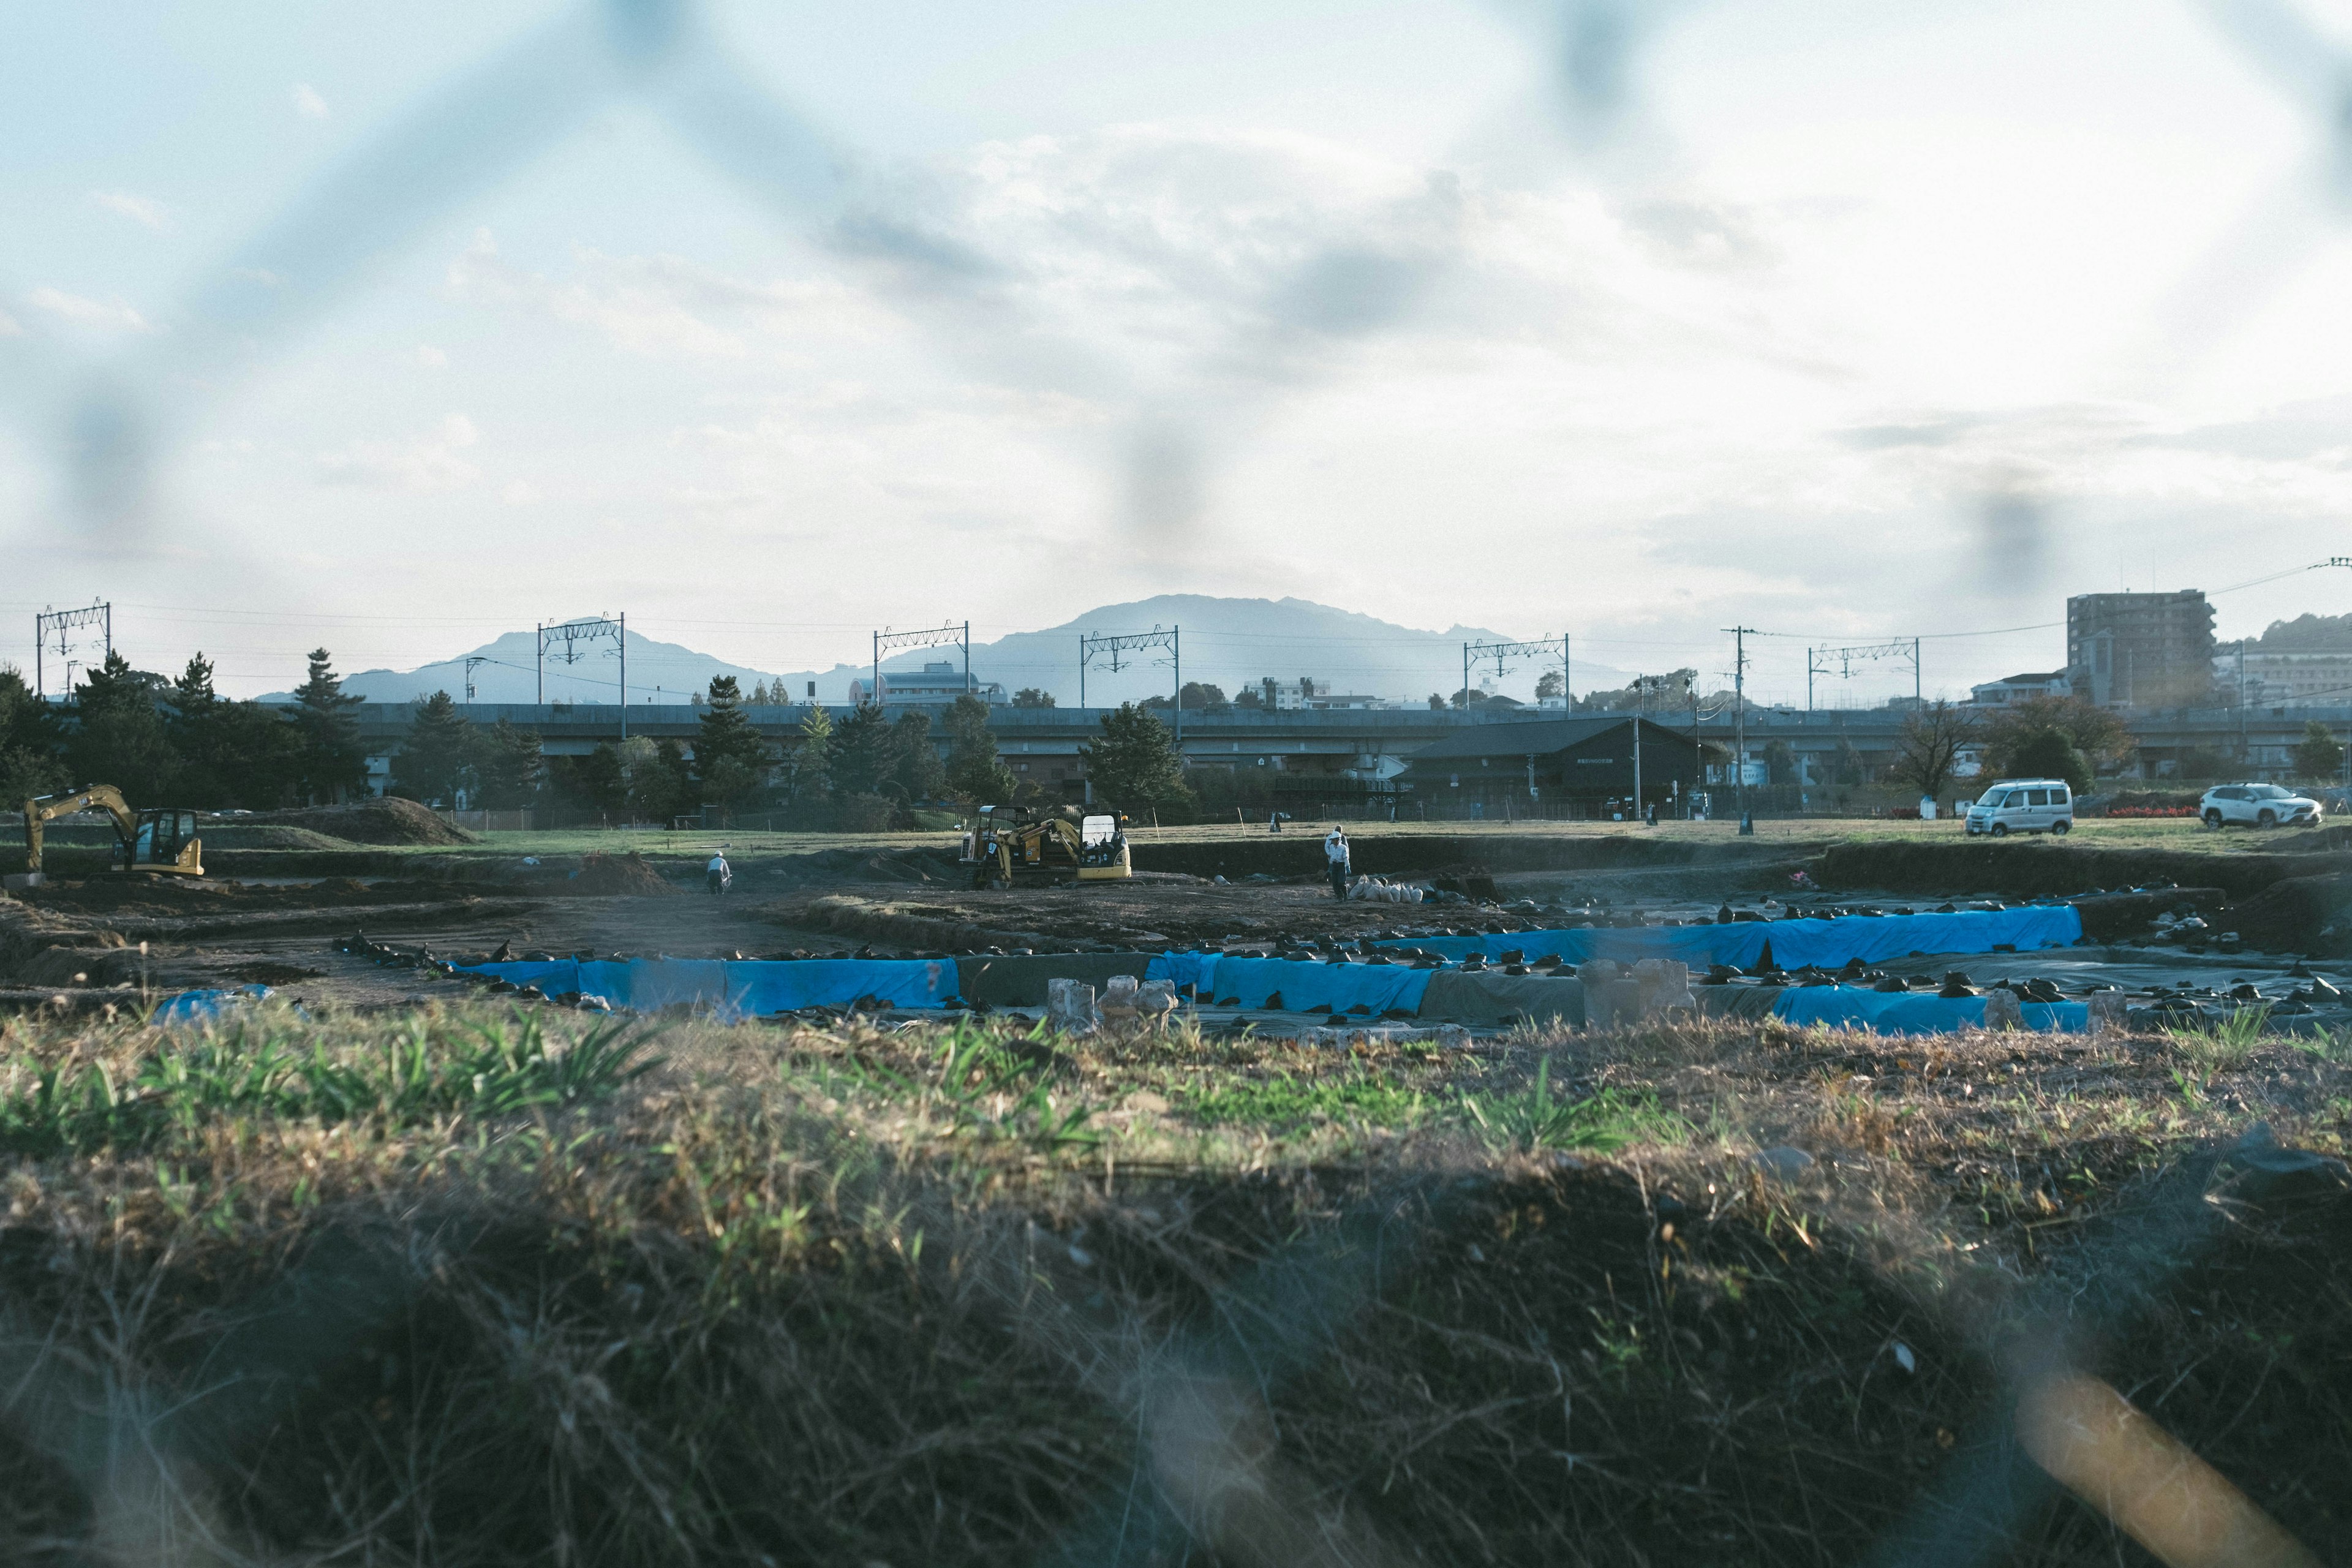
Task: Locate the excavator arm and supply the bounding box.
[22,786,138,875]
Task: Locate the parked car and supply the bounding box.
[2199,783,2321,829]
[1963,778,2074,837]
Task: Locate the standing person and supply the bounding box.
[706,847,731,895]
[1324,826,1351,900]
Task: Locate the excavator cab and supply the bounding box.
[126,810,201,873]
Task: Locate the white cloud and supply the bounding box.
[26,287,151,331]
[290,83,329,119]
[412,344,448,368]
[0,308,21,337]
[316,413,480,492]
[89,189,171,231]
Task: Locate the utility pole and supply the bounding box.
[1724,627,1755,831]
[1914,636,1922,704]
[463,657,486,704]
[34,601,110,702]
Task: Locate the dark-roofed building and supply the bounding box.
[1396,716,1706,813]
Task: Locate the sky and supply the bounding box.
[6,0,2352,707]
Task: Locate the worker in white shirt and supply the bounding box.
[1324,827,1351,901]
[706,849,732,895]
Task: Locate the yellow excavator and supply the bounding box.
[12,786,203,890]
[962,804,1131,888]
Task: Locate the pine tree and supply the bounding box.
[943,693,1016,802]
[790,704,834,803]
[394,692,477,804]
[829,703,897,798]
[0,664,67,807]
[476,718,548,809]
[1080,703,1193,813]
[293,649,368,804]
[891,710,946,802]
[2294,720,2343,782]
[694,676,771,812]
[67,650,179,802]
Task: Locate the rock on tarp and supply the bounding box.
[957,953,1153,1007]
[457,958,954,1017]
[1160,955,1434,1015]
[1379,906,2084,968]
[1768,985,2088,1036]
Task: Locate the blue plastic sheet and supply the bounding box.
[1189,956,1433,1015]
[1144,952,1224,992]
[1378,906,2084,969]
[1769,986,2089,1036]
[458,957,956,1017]
[151,984,274,1026]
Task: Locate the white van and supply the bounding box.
[1963,778,2073,837]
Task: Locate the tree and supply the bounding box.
[394,692,477,804]
[1763,739,1797,787]
[1890,700,1980,797]
[617,736,692,822]
[1234,687,1265,711]
[2175,744,2234,782]
[1427,693,1446,710]
[550,742,628,817]
[943,693,1017,802]
[475,718,547,809]
[2008,728,2092,793]
[67,650,179,804]
[1012,688,1056,709]
[694,676,771,812]
[292,649,368,804]
[2294,720,2343,782]
[829,703,898,798]
[1535,669,1564,703]
[1178,681,1228,712]
[1982,695,2128,778]
[209,702,305,809]
[1080,703,1193,813]
[0,664,67,808]
[786,703,834,803]
[891,710,946,802]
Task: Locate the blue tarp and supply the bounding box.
[1144,951,1224,993]
[1768,986,2089,1036]
[457,957,956,1017]
[151,984,274,1027]
[1185,955,1434,1015]
[1377,906,2084,969]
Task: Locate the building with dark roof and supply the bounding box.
[1395,715,1706,812]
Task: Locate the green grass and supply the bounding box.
[1179,1070,1433,1131]
[0,1008,661,1156]
[1459,1060,1689,1153]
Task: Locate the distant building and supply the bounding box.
[2214,647,2352,707]
[848,660,1006,707]
[1271,679,1389,711]
[2067,592,2218,709]
[1968,670,2071,707]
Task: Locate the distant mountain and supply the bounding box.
[259,627,776,707]
[269,597,1635,709]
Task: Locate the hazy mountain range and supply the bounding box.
[265,597,1635,709]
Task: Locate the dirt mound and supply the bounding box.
[239,798,478,846]
[1819,839,2352,901]
[771,846,965,884]
[2216,872,2352,953]
[571,851,680,896]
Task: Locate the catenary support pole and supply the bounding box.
[619,612,627,742]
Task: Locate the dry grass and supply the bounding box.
[0,1000,2345,1565]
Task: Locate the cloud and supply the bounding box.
[315,413,480,492]
[412,344,448,368]
[500,480,542,505]
[290,83,329,119]
[89,189,171,231]
[445,229,884,360]
[0,308,20,337]
[26,287,151,331]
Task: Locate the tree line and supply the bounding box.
[0,650,369,810]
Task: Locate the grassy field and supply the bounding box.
[0,998,2345,1564]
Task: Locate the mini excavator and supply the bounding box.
[11,786,203,890]
[960,804,1131,888]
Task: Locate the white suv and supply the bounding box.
[2200,783,2321,829]
[1964,778,2074,837]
